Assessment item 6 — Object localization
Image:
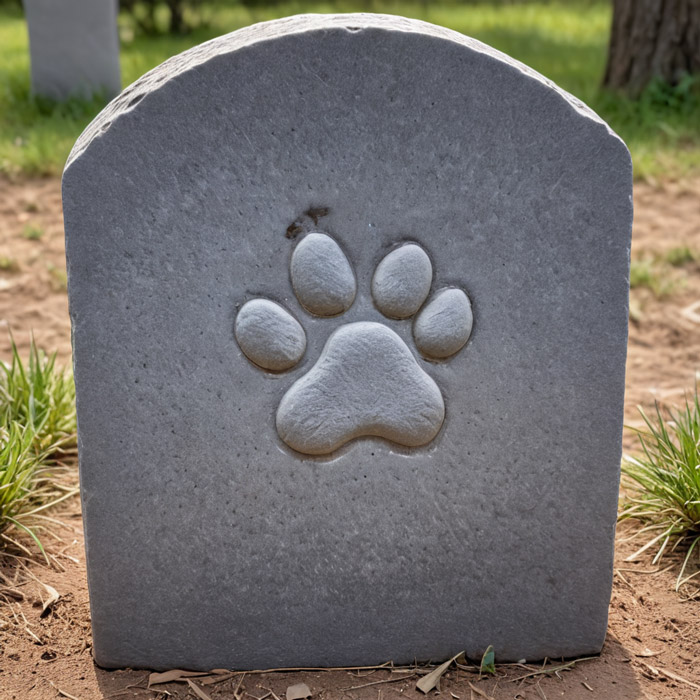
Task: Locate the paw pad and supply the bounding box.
[291,233,356,316]
[235,233,473,455]
[372,243,432,319]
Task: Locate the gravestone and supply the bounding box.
[63,14,632,671]
[24,0,121,101]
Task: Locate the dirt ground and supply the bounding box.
[0,176,699,700]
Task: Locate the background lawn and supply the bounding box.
[1,0,699,179]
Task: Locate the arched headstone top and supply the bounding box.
[65,13,623,172]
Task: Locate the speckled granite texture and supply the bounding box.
[63,13,632,671]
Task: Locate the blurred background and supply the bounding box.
[1,0,699,180]
[1,4,700,698]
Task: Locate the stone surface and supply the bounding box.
[372,243,433,318]
[23,0,121,101]
[63,13,632,671]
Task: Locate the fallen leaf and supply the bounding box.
[479,646,495,675]
[681,300,700,324]
[468,682,495,700]
[286,682,312,700]
[148,669,210,687]
[40,584,60,617]
[187,679,213,700]
[416,651,464,694]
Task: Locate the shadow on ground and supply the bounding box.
[90,634,642,700]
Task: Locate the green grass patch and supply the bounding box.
[1,1,699,178]
[0,339,77,560]
[621,392,700,591]
[629,258,683,299]
[21,222,43,240]
[0,257,19,273]
[665,246,698,267]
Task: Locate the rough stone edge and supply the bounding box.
[63,13,626,173]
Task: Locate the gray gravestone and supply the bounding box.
[63,14,632,671]
[24,0,121,101]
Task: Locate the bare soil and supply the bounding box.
[1,176,699,700]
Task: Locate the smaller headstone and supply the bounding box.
[23,0,121,101]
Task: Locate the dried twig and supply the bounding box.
[49,681,82,700]
[509,657,597,682]
[341,673,416,691]
[638,662,700,690]
[260,688,282,700]
[614,569,636,591]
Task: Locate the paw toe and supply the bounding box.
[372,243,432,319]
[291,233,356,316]
[235,299,306,371]
[413,288,473,359]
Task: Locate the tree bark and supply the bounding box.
[603,0,700,96]
[166,0,185,35]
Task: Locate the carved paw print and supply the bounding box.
[235,233,473,455]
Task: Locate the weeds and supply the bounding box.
[0,257,19,273]
[21,223,43,241]
[629,258,681,298]
[620,390,700,591]
[665,246,697,267]
[0,339,77,560]
[479,645,496,676]
[46,263,67,291]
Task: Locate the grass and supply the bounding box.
[21,223,43,240]
[665,246,698,267]
[46,263,67,291]
[629,246,698,300]
[0,257,19,273]
[0,1,698,178]
[620,391,700,592]
[629,258,683,299]
[0,339,77,560]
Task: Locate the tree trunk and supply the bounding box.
[166,0,185,35]
[603,0,700,96]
